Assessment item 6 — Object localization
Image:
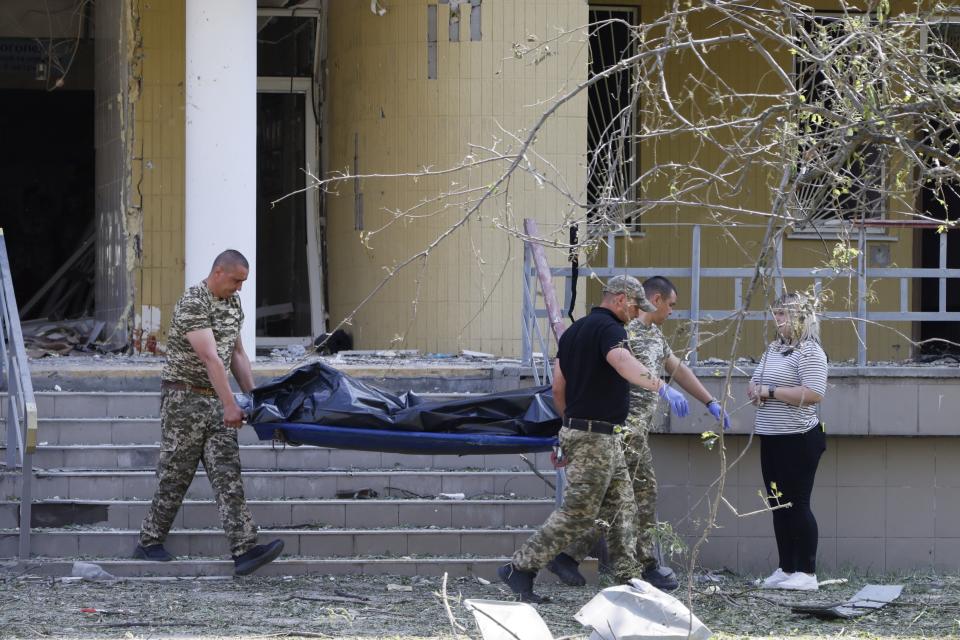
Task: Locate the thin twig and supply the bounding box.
[519,454,556,490]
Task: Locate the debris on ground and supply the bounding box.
[21,318,106,358]
[575,579,711,640]
[70,562,115,582]
[464,598,554,640]
[269,344,308,360]
[461,350,495,359]
[1,571,960,639]
[791,584,904,620]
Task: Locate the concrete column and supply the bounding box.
[185,0,257,355]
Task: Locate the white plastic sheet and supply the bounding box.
[463,598,554,640]
[575,579,711,640]
[71,561,115,581]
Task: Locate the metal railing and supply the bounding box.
[522,223,960,367]
[0,228,37,559]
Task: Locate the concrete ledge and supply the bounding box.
[24,358,524,393]
[668,373,960,436]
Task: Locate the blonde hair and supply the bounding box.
[773,291,820,344]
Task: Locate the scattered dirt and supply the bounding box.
[3,569,960,639]
[0,571,587,639]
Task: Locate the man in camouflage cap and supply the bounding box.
[548,275,731,591]
[133,249,284,576]
[601,274,649,307]
[499,275,666,603]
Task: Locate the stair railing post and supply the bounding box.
[5,392,15,469]
[521,242,533,368]
[19,450,31,558]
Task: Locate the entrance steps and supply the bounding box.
[1,390,571,579]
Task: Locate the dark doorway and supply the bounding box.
[255,91,312,338]
[0,90,95,319]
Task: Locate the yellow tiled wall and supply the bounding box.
[130,0,186,349]
[325,1,589,355]
[584,0,919,363]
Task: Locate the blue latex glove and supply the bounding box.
[658,385,689,418]
[707,400,731,431]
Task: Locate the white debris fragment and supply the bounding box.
[464,599,554,640]
[575,579,711,640]
[386,583,413,592]
[818,577,849,587]
[462,350,495,359]
[72,561,115,581]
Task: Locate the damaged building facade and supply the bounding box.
[2,0,589,356]
[4,0,960,574]
[2,0,955,361]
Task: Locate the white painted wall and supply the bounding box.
[185,0,257,355]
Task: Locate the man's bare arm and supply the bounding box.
[185,328,244,427]
[230,336,255,394]
[606,347,663,392]
[551,359,566,418]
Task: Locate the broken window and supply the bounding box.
[257,16,316,77]
[587,7,640,234]
[792,13,885,228]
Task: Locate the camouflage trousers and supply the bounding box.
[564,423,658,569]
[512,426,641,581]
[138,388,258,557]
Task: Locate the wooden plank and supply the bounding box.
[522,219,566,341]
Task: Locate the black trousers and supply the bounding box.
[759,425,826,574]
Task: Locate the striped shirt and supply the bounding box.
[751,340,828,435]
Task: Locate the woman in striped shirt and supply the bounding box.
[748,292,828,591]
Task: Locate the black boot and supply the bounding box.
[546,552,586,587]
[133,544,174,562]
[497,563,548,603]
[233,539,284,576]
[641,563,679,591]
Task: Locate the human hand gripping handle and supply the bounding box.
[658,385,689,417]
[706,400,731,431]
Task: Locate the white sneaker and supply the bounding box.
[778,572,818,591]
[759,568,791,589]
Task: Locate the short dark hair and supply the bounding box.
[212,249,249,271]
[643,276,677,300]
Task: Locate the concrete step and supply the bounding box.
[34,418,165,445]
[3,443,554,472]
[1,392,161,419]
[0,498,556,530]
[0,441,553,471]
[0,469,558,500]
[13,556,596,580]
[1,527,537,559]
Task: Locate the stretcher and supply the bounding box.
[251,421,558,455]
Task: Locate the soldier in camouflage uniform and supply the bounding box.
[499,275,667,603]
[134,250,284,576]
[550,276,731,591]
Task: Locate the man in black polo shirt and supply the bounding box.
[499,275,673,603]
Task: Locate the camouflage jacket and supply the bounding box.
[161,282,243,387]
[624,318,673,434]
